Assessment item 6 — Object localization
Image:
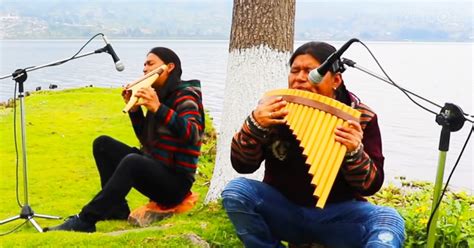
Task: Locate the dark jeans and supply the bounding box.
[222,177,405,248]
[79,135,192,224]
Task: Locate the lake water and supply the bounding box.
[0,40,472,192]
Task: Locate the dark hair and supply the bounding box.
[289,41,343,73]
[148,47,182,99]
[149,47,182,81]
[289,41,350,105]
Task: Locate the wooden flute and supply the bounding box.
[122,64,168,113]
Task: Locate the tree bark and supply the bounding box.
[205,0,295,202]
[229,0,295,52]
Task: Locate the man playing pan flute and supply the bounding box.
[45,47,205,232]
[222,41,405,247]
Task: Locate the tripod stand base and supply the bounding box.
[0,205,61,233]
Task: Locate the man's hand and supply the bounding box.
[253,96,288,128]
[134,87,161,113]
[335,120,363,153]
[121,85,139,112]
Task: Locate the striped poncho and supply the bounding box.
[129,79,205,180]
[230,89,384,206]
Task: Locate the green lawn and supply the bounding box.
[0,87,472,247]
[0,87,240,247]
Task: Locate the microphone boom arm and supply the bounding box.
[341,57,473,123]
[0,33,123,81]
[0,51,98,81]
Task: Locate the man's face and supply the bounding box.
[288,54,341,98]
[143,53,168,88]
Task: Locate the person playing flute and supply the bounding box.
[45,47,205,232]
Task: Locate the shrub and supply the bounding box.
[370,177,474,247]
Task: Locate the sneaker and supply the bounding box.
[43,214,96,233]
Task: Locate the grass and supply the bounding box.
[0,87,472,247]
[0,87,240,247]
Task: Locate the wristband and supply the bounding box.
[345,143,363,163]
[249,111,270,132]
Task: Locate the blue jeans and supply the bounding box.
[222,177,405,248]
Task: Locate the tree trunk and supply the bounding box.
[205,0,295,202]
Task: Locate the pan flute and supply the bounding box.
[264,89,361,208]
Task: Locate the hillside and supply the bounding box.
[0,0,472,41]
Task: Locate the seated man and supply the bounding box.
[45,47,205,232]
[221,41,405,247]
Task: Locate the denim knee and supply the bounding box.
[366,206,405,247]
[221,177,260,211]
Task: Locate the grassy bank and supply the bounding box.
[0,87,239,247]
[0,88,472,247]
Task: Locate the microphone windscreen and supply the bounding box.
[116,62,125,72]
[308,69,323,85]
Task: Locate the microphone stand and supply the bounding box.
[0,47,111,233]
[341,58,470,247]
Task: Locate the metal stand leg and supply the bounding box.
[0,205,61,233]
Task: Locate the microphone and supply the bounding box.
[308,38,359,84]
[98,35,124,72]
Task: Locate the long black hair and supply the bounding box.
[289,41,351,105]
[148,47,182,99]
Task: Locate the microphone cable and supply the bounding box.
[0,78,28,237]
[12,70,25,208]
[346,41,439,115]
[342,41,473,123]
[342,39,473,239]
[30,33,105,69]
[0,219,28,236]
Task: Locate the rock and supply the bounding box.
[183,233,210,248]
